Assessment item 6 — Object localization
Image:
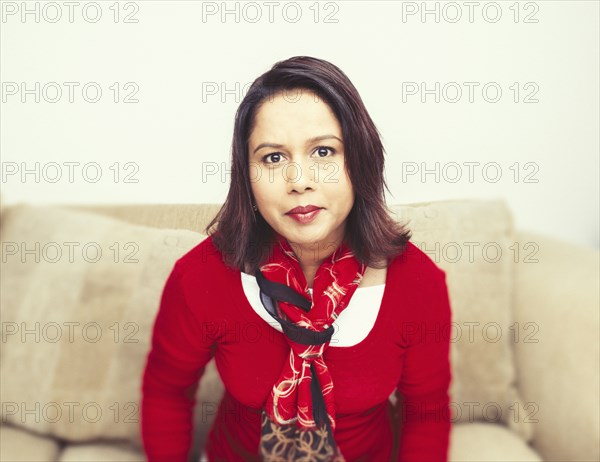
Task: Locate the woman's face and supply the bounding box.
[248,88,354,254]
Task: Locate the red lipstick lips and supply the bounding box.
[286,205,323,224]
[286,205,322,215]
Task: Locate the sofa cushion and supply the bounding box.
[0,204,212,448]
[449,422,542,461]
[0,424,62,462]
[390,199,533,442]
[58,442,145,461]
[512,230,600,461]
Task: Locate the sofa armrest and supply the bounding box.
[512,230,599,461]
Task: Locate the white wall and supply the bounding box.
[1,1,598,249]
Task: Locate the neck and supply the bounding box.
[275,225,347,287]
[287,239,343,289]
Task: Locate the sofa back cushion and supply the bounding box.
[390,199,533,442]
[0,204,211,447]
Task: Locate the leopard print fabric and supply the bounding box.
[259,410,346,462]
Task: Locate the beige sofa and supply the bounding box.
[0,199,598,462]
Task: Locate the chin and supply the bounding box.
[293,231,332,245]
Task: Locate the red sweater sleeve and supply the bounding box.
[395,269,453,462]
[141,261,215,462]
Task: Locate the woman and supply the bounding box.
[141,56,453,462]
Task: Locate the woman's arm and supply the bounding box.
[395,269,453,462]
[141,261,216,462]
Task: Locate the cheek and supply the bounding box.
[342,169,354,193]
[252,182,280,211]
[251,172,272,195]
[343,177,355,207]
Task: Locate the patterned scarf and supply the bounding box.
[255,233,367,461]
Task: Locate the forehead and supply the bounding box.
[249,90,342,144]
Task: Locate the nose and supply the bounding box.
[286,156,317,193]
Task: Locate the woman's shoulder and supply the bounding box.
[387,241,451,323]
[170,234,234,283]
[389,240,447,282]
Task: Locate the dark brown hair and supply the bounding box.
[204,56,411,273]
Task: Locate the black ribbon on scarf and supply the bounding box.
[255,269,338,449]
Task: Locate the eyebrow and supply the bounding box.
[252,135,343,155]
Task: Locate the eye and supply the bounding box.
[261,152,283,164]
[313,146,336,158]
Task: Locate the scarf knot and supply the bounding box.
[299,352,324,361]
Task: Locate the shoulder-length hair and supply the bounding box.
[204,55,412,273]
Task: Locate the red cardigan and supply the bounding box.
[141,235,452,461]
